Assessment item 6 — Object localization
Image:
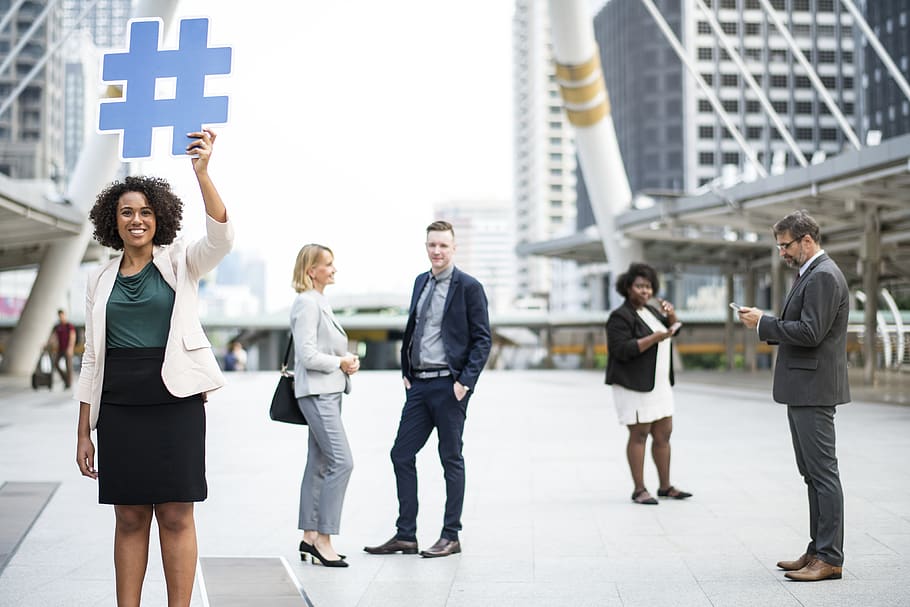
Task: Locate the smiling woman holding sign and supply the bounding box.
[75,129,232,607]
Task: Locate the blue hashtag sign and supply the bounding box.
[99,17,232,160]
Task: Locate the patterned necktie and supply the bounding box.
[409,276,436,369]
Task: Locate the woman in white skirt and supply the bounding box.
[605,263,692,505]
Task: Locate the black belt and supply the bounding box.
[413,368,452,379]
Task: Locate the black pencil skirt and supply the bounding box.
[96,348,207,505]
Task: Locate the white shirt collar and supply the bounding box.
[799,249,825,276]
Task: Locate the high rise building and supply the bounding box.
[512,0,584,311]
[862,0,910,139]
[587,0,858,202]
[61,0,131,181]
[0,0,66,180]
[434,200,516,314]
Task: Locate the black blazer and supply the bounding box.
[401,266,492,391]
[758,253,850,406]
[604,301,674,392]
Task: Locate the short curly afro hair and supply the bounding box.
[89,175,183,250]
[614,262,660,299]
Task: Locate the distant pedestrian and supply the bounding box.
[738,210,849,582]
[75,129,233,607]
[365,220,491,559]
[224,341,247,371]
[291,244,359,568]
[605,262,690,505]
[51,309,76,388]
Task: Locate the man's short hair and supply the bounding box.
[773,209,821,243]
[426,220,454,238]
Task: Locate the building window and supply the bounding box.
[793,0,809,10]
[795,76,811,88]
[698,99,713,112]
[796,127,813,140]
[721,22,737,35]
[701,73,714,85]
[746,100,761,113]
[821,128,838,141]
[722,152,739,165]
[817,50,836,64]
[699,125,715,138]
[697,47,713,61]
[770,74,788,88]
[699,151,715,165]
[747,127,762,139]
[698,21,711,34]
[722,99,739,112]
[722,74,738,87]
[745,22,761,36]
[795,101,812,114]
[772,100,788,113]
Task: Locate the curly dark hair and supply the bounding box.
[614,262,660,299]
[89,175,183,250]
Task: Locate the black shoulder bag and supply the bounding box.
[269,335,307,425]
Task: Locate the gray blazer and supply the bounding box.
[758,253,851,406]
[290,290,351,398]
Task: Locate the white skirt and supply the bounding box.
[611,307,674,425]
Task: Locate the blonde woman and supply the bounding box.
[290,244,359,567]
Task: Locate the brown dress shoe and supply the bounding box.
[419,538,461,558]
[784,558,843,581]
[363,536,418,555]
[776,552,813,571]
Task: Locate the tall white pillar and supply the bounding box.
[546,0,642,308]
[0,0,179,376]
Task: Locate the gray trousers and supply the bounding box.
[297,393,353,535]
[787,405,844,566]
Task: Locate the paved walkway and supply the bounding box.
[0,369,909,606]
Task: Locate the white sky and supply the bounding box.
[134,1,516,311]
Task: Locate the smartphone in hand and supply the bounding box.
[669,321,682,335]
[729,302,743,311]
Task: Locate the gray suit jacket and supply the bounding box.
[290,290,351,398]
[758,253,850,406]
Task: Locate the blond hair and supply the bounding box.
[292,244,333,293]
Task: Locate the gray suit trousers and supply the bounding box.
[297,393,353,535]
[787,405,844,566]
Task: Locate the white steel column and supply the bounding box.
[757,0,862,150]
[546,0,641,304]
[639,0,767,177]
[840,0,910,105]
[0,0,179,376]
[693,0,807,167]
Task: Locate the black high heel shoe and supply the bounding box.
[300,540,346,561]
[304,542,349,568]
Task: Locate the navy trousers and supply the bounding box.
[391,376,469,542]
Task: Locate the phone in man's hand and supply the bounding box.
[729,302,743,311]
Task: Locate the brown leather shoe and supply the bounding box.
[784,558,843,581]
[363,536,418,555]
[419,538,461,558]
[776,552,813,571]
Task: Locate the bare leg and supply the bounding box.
[651,416,673,491]
[626,422,652,492]
[155,502,197,607]
[113,504,154,607]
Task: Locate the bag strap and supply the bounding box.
[281,334,293,371]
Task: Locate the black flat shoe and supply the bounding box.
[300,540,345,561]
[657,486,693,499]
[631,488,658,505]
[306,543,349,568]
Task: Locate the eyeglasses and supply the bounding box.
[775,236,802,251]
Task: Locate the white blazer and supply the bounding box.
[76,215,234,429]
[290,289,351,397]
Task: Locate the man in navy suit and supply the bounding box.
[365,220,491,558]
[739,210,849,582]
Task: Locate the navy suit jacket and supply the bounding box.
[401,266,491,391]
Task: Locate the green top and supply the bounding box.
[106,261,175,348]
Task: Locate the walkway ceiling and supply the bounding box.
[519,133,910,284]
